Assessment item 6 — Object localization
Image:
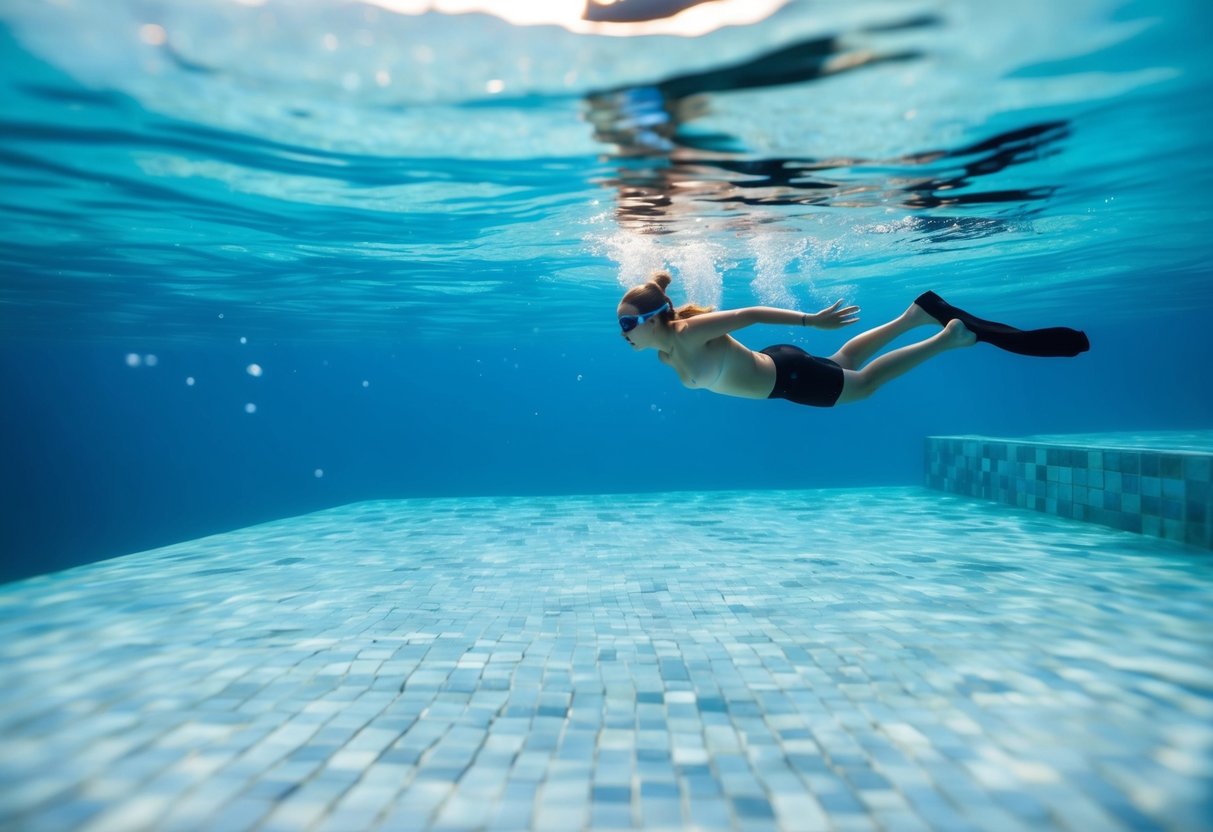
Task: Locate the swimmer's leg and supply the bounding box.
[835,319,975,404]
[827,301,935,370]
[914,290,1089,357]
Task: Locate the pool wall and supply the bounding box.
[925,435,1213,549]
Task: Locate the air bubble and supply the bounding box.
[139,24,166,46]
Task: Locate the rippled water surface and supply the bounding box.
[2,0,1210,341]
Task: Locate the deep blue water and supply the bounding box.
[2,0,1211,583]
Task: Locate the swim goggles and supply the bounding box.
[619,302,669,333]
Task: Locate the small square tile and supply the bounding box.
[1185,455,1212,482]
[1141,454,1160,477]
[1160,456,1184,479]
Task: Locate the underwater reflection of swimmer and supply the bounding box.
[582,0,721,24]
[617,272,1089,407]
[585,18,1066,235]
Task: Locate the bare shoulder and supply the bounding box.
[677,308,758,344]
[677,317,736,349]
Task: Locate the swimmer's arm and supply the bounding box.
[682,302,858,341]
[679,308,798,341]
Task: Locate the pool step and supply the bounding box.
[925,432,1213,549]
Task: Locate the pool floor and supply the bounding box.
[1,487,1210,831]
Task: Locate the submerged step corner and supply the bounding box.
[925,430,1213,549]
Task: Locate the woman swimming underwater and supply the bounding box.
[618,271,1089,408]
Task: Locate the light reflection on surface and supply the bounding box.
[364,0,787,36]
[0,0,1207,339]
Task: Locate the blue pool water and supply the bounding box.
[1,1,1212,829]
[1,0,1211,579]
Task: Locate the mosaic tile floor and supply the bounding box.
[2,487,1211,832]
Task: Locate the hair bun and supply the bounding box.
[650,270,672,291]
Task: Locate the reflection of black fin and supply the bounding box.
[859,14,944,34]
[914,291,1090,357]
[657,38,919,99]
[583,0,715,23]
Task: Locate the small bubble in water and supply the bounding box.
[314,469,324,478]
[576,374,583,382]
[144,354,158,367]
[186,377,195,386]
[240,336,247,344]
[139,24,166,46]
[245,403,257,414]
[362,380,370,388]
[125,353,141,367]
[485,79,505,94]
[247,364,262,377]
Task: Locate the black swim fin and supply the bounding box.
[913,291,1089,357]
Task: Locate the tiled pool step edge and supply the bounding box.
[925,435,1213,549]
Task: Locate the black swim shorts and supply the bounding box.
[760,344,845,408]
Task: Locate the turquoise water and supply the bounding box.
[2,0,1211,342]
[2,3,1213,829]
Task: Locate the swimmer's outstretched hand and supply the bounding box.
[808,299,860,329]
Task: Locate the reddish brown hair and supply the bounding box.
[620,270,713,323]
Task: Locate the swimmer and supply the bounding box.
[618,271,1089,408]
